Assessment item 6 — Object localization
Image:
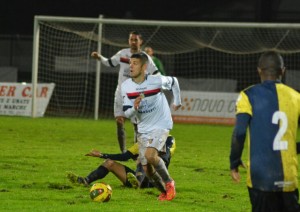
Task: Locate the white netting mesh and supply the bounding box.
[34,17,300,118]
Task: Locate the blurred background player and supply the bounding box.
[122,53,181,201]
[67,136,175,189]
[144,46,166,75]
[230,51,300,212]
[91,31,158,153]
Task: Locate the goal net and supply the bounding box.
[32,16,300,123]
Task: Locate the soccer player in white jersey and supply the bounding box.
[91,31,158,153]
[121,52,181,201]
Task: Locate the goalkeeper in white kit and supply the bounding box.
[121,52,181,201]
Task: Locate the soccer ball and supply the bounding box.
[89,182,112,202]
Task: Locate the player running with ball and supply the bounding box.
[121,52,182,201]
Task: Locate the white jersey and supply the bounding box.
[121,75,181,133]
[100,48,158,86]
[100,48,158,118]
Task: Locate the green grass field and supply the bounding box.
[0,116,299,211]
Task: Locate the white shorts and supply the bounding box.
[137,129,169,165]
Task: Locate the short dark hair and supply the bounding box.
[258,51,284,75]
[129,31,142,39]
[131,52,148,64]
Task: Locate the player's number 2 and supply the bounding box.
[272,111,288,151]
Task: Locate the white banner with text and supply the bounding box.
[0,83,55,117]
[172,91,239,125]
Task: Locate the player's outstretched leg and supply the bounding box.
[66,171,89,187]
[126,172,139,189]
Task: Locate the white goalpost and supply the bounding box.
[32,15,300,121]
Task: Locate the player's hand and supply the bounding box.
[91,51,100,60]
[172,104,181,111]
[134,96,143,110]
[85,149,102,157]
[230,168,241,183]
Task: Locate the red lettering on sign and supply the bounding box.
[0,86,8,96]
[0,86,16,96]
[7,86,16,96]
[22,87,31,97]
[40,87,48,98]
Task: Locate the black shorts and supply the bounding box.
[248,187,300,212]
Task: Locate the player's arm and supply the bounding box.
[100,151,135,161]
[161,76,181,110]
[121,83,140,118]
[229,113,250,182]
[91,51,119,67]
[85,149,135,161]
[123,105,138,118]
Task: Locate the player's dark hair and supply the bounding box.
[258,51,284,76]
[131,52,148,65]
[129,31,142,40]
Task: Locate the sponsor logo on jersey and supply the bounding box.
[136,87,147,91]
